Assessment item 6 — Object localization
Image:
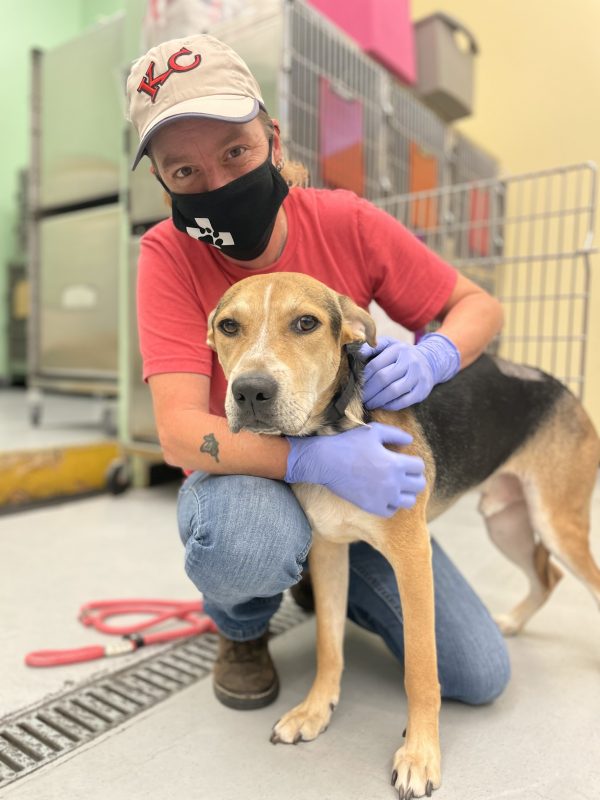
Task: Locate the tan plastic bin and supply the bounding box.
[414,13,478,122]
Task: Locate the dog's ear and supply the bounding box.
[206,307,217,350]
[337,294,377,346]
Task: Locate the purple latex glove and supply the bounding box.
[285,423,426,518]
[360,333,461,411]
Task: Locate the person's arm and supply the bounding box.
[150,371,427,517]
[434,271,504,369]
[356,194,505,410]
[360,274,503,411]
[149,372,290,477]
[354,194,503,363]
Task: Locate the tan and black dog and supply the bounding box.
[207,271,600,798]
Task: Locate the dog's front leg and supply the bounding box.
[270,533,348,744]
[381,516,441,798]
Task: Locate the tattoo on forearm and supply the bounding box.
[200,433,220,463]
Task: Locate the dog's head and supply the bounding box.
[207,273,377,435]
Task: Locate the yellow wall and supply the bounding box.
[411,0,600,427]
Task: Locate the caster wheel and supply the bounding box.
[29,404,42,427]
[106,459,131,495]
[101,406,117,437]
[27,389,43,427]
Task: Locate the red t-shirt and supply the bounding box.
[137,187,458,417]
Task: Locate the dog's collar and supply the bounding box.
[322,343,364,426]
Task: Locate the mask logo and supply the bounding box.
[185,218,235,249]
[137,47,202,103]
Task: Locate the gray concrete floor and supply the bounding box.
[1,386,600,799]
[1,482,600,799]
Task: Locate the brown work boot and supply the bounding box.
[213,631,279,710]
[290,571,315,612]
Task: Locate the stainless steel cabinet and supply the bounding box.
[38,205,121,379]
[39,14,125,210]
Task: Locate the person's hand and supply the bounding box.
[359,333,461,411]
[285,423,426,517]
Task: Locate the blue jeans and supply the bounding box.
[177,471,511,705]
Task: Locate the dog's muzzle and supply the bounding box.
[230,371,280,431]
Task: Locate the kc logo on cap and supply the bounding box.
[137,47,202,103]
[126,34,266,170]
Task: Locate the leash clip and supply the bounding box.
[25,598,217,667]
[104,640,137,657]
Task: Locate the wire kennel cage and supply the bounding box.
[375,162,597,399]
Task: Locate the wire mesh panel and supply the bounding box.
[384,81,448,196]
[375,163,597,398]
[282,2,496,201]
[284,1,385,200]
[452,131,499,184]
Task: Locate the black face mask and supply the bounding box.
[156,139,289,262]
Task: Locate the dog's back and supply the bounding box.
[410,353,579,501]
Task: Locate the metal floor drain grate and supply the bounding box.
[0,596,311,790]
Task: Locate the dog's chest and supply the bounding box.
[291,483,382,546]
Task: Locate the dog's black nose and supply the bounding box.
[231,373,278,410]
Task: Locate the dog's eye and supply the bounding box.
[218,319,239,336]
[294,315,320,333]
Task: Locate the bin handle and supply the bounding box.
[434,13,479,56]
[329,78,357,103]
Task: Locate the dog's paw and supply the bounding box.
[493,613,522,636]
[391,743,441,798]
[270,699,335,744]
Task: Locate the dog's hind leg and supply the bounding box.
[524,479,600,612]
[479,473,564,635]
[270,533,348,745]
[521,405,600,613]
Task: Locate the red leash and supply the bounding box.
[25,598,218,667]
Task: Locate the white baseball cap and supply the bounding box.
[126,34,265,169]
